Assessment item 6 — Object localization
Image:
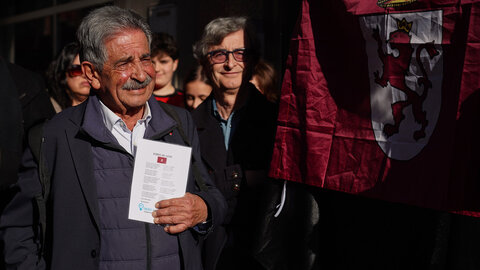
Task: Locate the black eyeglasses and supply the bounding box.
[67,65,83,77]
[207,48,246,64]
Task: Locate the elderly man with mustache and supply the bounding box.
[0,6,226,270]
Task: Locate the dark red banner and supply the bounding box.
[269,0,480,214]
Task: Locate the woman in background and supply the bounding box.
[250,59,279,103]
[47,42,90,112]
[183,64,212,110]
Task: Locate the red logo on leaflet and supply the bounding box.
[157,157,167,164]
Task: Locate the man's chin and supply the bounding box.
[222,84,242,91]
[125,96,151,110]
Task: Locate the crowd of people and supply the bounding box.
[3,3,478,270]
[0,5,282,270]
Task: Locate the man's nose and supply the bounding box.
[225,52,237,69]
[131,60,147,81]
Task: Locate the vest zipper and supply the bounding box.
[145,224,152,270]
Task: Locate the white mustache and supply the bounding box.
[122,75,152,90]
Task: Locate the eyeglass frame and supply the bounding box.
[206,48,247,64]
[67,64,83,77]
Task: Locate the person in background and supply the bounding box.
[192,17,282,270]
[46,42,91,112]
[183,64,212,110]
[0,57,55,268]
[250,59,279,103]
[151,32,184,107]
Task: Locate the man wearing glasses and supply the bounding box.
[192,17,282,270]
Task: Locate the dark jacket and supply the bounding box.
[0,60,55,270]
[191,83,281,270]
[0,95,227,270]
[0,59,55,190]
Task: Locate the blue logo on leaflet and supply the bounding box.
[138,202,144,211]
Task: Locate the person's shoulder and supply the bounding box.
[6,62,38,78]
[6,62,43,88]
[44,100,86,131]
[154,99,191,123]
[166,101,189,116]
[248,83,277,109]
[243,83,278,124]
[169,90,185,107]
[190,95,212,120]
[6,62,46,101]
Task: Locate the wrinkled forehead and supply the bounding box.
[104,30,150,55]
[208,30,245,51]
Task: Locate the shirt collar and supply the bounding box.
[99,100,152,132]
[212,97,233,122]
[212,97,222,121]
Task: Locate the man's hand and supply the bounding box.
[152,192,208,234]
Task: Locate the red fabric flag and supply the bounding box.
[270,0,480,214]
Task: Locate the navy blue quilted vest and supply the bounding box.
[91,143,181,270]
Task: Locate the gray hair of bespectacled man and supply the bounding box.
[193,16,259,69]
[76,5,152,73]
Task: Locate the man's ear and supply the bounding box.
[82,61,101,90]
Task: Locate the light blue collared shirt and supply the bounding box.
[212,99,235,150]
[99,100,152,156]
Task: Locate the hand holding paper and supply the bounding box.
[152,192,208,234]
[128,139,192,223]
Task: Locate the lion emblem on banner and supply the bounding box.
[360,11,444,160]
[373,18,439,141]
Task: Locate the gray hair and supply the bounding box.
[76,6,152,73]
[193,16,259,80]
[193,17,246,59]
[193,17,258,60]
